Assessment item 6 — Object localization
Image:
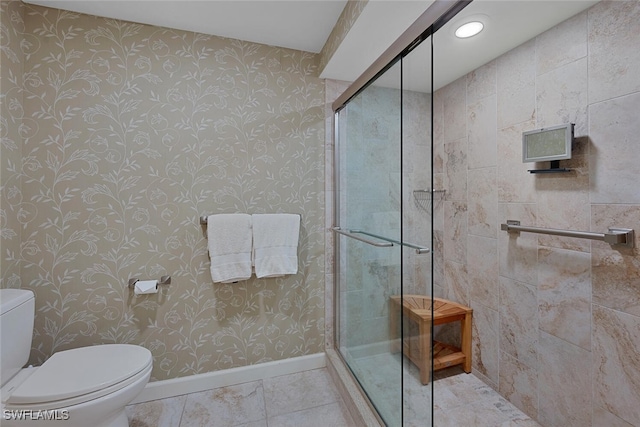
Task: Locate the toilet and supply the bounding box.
[1,289,152,427]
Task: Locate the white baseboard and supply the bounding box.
[131,353,326,404]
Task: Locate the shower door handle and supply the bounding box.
[332,227,430,254]
[332,227,394,248]
[351,229,430,254]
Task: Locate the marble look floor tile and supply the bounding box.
[262,368,340,418]
[436,400,514,427]
[126,395,187,427]
[267,402,354,427]
[500,419,543,427]
[127,362,537,427]
[180,381,266,427]
[233,421,268,427]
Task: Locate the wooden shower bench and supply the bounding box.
[389,295,472,385]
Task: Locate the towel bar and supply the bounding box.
[200,214,301,225]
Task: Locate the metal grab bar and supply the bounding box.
[501,220,634,248]
[332,227,430,254]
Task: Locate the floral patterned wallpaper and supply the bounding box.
[318,0,368,74]
[1,0,24,291]
[1,2,325,381]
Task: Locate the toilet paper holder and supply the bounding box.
[128,275,171,289]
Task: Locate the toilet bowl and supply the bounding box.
[1,290,152,427]
[1,344,152,427]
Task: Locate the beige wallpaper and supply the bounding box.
[318,0,368,74]
[1,0,24,291]
[1,2,325,381]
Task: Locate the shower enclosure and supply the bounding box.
[330,0,626,425]
[332,6,446,424]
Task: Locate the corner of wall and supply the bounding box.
[318,0,369,76]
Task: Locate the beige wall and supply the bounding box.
[1,0,25,291]
[1,2,325,381]
[435,2,640,426]
[318,0,368,75]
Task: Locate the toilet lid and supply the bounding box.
[7,344,152,405]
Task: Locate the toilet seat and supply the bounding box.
[5,344,152,410]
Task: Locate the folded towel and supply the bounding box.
[207,214,253,283]
[252,214,300,278]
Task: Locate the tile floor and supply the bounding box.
[430,371,541,427]
[127,364,540,426]
[347,351,541,427]
[126,368,354,427]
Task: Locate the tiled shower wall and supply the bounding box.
[434,1,640,426]
[0,2,325,381]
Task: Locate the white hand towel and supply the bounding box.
[207,214,253,283]
[252,214,300,278]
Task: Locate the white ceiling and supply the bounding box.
[373,0,599,93]
[23,0,349,54]
[318,0,435,81]
[23,0,600,93]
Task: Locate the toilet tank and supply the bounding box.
[0,289,35,387]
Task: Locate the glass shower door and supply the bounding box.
[335,61,404,426]
[400,34,435,427]
[334,30,434,426]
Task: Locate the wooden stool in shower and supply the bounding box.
[389,295,472,385]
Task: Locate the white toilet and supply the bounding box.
[1,289,152,427]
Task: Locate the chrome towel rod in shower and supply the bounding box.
[501,220,634,248]
[332,227,430,254]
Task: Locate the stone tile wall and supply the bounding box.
[434,2,640,426]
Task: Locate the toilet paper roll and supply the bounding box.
[134,280,158,295]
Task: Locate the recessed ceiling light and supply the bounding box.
[455,21,484,38]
